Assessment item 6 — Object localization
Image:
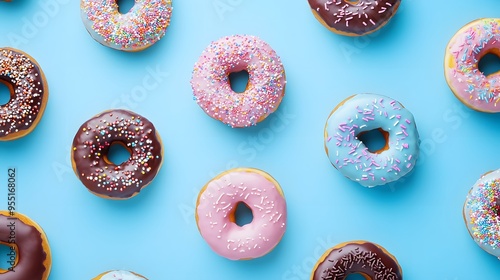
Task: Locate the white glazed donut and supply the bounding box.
[80,0,173,51]
[93,270,147,280]
[464,169,500,258]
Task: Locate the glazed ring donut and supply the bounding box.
[71,109,163,199]
[311,241,402,279]
[463,169,500,258]
[93,270,147,280]
[191,35,286,128]
[0,48,48,141]
[0,211,51,279]
[80,0,173,51]
[445,18,500,112]
[324,93,420,187]
[307,0,402,36]
[195,168,287,260]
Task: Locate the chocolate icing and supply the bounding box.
[0,48,46,138]
[0,213,48,280]
[72,109,163,199]
[313,242,402,280]
[307,0,401,35]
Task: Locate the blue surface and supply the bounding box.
[0,0,500,279]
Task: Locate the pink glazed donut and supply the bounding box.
[445,18,500,112]
[191,35,286,128]
[195,168,287,260]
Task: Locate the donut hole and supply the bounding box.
[478,52,500,77]
[230,202,253,227]
[345,273,369,280]
[0,243,17,271]
[0,82,12,106]
[228,70,250,93]
[345,0,360,4]
[105,142,131,166]
[356,128,389,154]
[116,0,135,14]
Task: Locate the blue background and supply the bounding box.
[0,0,500,279]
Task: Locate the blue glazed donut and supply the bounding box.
[324,94,420,187]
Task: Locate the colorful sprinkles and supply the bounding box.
[81,0,172,51]
[325,94,420,187]
[72,110,162,199]
[191,35,286,128]
[464,171,500,256]
[308,0,401,35]
[0,48,46,139]
[445,18,500,112]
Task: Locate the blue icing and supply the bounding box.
[324,94,420,187]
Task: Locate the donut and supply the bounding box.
[324,93,420,187]
[307,0,402,36]
[0,211,51,279]
[80,0,173,51]
[463,169,500,258]
[195,168,287,260]
[191,35,286,128]
[93,270,147,280]
[445,18,500,112]
[71,109,163,199]
[311,241,402,279]
[0,48,48,141]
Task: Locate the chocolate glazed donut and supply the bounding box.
[311,241,402,280]
[0,211,51,280]
[0,48,48,140]
[71,109,163,199]
[307,0,401,36]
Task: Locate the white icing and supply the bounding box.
[100,270,146,280]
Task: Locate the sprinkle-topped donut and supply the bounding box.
[311,241,403,280]
[93,270,147,280]
[0,211,52,280]
[80,0,173,51]
[0,48,48,141]
[324,94,420,187]
[445,18,500,112]
[464,169,500,258]
[71,109,163,199]
[307,0,402,36]
[196,168,287,260]
[191,35,286,128]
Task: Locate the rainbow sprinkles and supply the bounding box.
[464,169,500,259]
[81,0,173,51]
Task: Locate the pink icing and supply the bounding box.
[191,35,286,127]
[196,169,287,260]
[445,18,500,112]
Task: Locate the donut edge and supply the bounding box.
[0,210,51,280]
